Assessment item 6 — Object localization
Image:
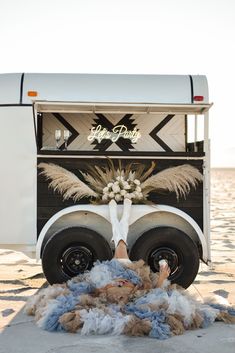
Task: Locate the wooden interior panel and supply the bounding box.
[41,112,186,153]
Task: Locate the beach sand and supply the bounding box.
[0,168,235,352]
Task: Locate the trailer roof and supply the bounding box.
[0,73,210,106]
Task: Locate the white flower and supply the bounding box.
[135,186,142,192]
[112,185,121,193]
[125,193,133,199]
[132,191,143,200]
[136,192,143,199]
[107,182,114,188]
[134,179,141,185]
[120,189,127,196]
[102,194,109,201]
[123,182,131,190]
[109,192,115,199]
[103,187,109,193]
[115,194,122,202]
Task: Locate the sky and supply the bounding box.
[0,0,234,167]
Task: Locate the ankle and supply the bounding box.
[118,240,127,246]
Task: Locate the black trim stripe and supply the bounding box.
[37,114,43,150]
[0,104,32,107]
[32,105,38,150]
[185,114,187,149]
[189,75,194,103]
[20,73,25,104]
[149,114,175,152]
[38,150,205,157]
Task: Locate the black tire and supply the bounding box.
[129,227,199,288]
[42,227,113,285]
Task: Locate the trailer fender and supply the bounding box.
[128,204,208,262]
[36,204,207,262]
[36,205,112,260]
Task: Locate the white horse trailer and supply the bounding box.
[0,73,213,287]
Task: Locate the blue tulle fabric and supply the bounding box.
[125,303,171,339]
[67,281,94,296]
[38,294,77,331]
[30,260,235,337]
[90,259,142,286]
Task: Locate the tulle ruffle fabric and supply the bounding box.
[25,259,235,338]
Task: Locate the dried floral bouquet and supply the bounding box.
[38,160,203,204]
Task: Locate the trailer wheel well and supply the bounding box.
[39,210,112,258]
[127,210,205,261]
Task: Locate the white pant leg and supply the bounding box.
[119,198,132,245]
[108,199,122,248]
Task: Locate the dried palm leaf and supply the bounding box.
[125,162,135,177]
[88,164,114,184]
[84,165,105,184]
[139,161,156,182]
[79,171,105,194]
[94,165,113,184]
[132,163,146,181]
[38,163,98,201]
[118,159,122,173]
[106,157,116,176]
[141,164,203,200]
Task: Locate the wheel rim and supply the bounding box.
[60,245,93,277]
[148,247,182,278]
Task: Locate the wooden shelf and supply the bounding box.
[38,150,205,157]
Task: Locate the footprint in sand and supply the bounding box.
[213,289,229,298]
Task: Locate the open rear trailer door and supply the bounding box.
[33,101,212,155]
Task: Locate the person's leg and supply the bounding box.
[109,199,122,248]
[113,240,129,259]
[109,198,132,248]
[109,198,132,261]
[109,200,170,280]
[119,198,132,244]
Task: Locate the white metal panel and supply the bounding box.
[203,111,211,262]
[23,74,195,105]
[0,106,37,246]
[191,75,209,103]
[0,73,22,104]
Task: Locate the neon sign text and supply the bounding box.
[87,124,141,143]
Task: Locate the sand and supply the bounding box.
[0,168,235,352]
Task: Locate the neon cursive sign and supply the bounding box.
[87,124,141,143]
